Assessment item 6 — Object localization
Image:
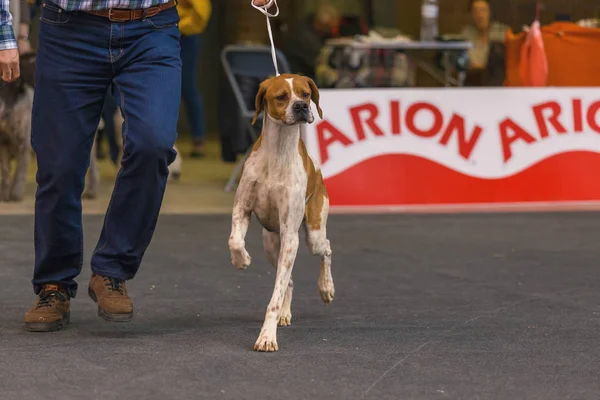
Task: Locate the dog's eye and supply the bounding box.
[302,92,310,99]
[276,94,287,102]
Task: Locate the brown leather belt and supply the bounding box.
[84,0,176,22]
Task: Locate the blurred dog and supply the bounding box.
[0,52,36,202]
[83,110,182,200]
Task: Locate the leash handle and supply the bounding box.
[251,0,280,76]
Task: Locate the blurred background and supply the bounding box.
[8,0,600,213]
[184,0,598,138]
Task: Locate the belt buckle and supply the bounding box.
[108,8,129,22]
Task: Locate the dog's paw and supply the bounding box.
[254,330,279,352]
[319,282,335,304]
[230,247,251,270]
[278,311,292,327]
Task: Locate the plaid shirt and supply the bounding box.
[0,0,171,50]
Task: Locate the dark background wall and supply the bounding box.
[29,0,600,139]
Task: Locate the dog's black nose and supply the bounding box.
[293,101,309,111]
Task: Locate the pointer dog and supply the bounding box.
[228,74,335,352]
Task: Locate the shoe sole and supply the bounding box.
[88,287,133,323]
[24,312,70,332]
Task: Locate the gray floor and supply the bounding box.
[1,213,599,400]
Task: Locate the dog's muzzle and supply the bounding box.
[292,101,312,122]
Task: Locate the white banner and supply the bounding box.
[304,88,600,180]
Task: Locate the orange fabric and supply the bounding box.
[505,22,600,87]
[519,21,548,86]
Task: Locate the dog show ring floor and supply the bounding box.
[1,141,599,399]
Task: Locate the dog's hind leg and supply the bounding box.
[263,229,293,326]
[0,146,9,202]
[8,141,30,202]
[228,180,253,270]
[305,191,335,304]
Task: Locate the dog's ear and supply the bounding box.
[19,52,36,88]
[252,79,270,125]
[305,76,323,119]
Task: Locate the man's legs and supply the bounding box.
[31,8,112,299]
[25,6,112,332]
[89,9,181,318]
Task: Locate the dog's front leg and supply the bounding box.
[229,180,254,270]
[254,228,300,352]
[263,229,293,326]
[0,146,9,202]
[254,193,304,352]
[8,142,30,202]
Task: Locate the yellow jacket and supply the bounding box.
[177,0,212,36]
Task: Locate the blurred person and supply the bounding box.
[315,45,339,87]
[24,0,182,331]
[283,3,341,79]
[0,0,237,332]
[460,0,508,75]
[0,0,271,333]
[177,0,211,158]
[16,0,31,54]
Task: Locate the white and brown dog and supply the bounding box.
[228,74,335,352]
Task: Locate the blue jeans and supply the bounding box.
[180,34,205,142]
[31,2,182,298]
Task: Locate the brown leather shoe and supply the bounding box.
[24,284,70,332]
[88,273,133,322]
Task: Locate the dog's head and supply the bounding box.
[252,74,323,126]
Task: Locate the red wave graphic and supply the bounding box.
[324,151,600,206]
